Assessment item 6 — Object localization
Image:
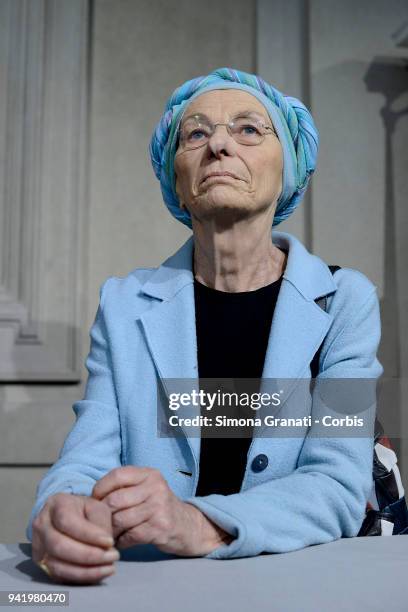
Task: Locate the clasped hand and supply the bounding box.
[93,466,231,555]
[32,466,233,584]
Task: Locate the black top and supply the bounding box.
[193,271,283,497]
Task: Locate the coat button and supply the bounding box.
[251,454,268,473]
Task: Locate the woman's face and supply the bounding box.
[174,90,283,225]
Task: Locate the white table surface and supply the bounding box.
[0,538,407,612]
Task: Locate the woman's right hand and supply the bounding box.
[32,493,119,584]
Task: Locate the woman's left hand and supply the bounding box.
[92,466,233,556]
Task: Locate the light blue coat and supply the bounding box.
[27,231,383,559]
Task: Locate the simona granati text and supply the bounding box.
[167,415,364,428]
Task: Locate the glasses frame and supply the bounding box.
[176,114,277,153]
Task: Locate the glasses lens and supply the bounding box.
[231,117,264,145]
[180,118,212,150]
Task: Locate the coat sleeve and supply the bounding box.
[184,282,383,559]
[26,278,122,540]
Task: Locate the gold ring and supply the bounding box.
[38,555,52,577]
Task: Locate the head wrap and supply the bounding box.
[149,67,319,228]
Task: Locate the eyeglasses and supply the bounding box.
[177,114,277,152]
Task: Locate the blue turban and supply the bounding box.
[149,67,319,228]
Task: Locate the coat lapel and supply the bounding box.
[138,237,201,463]
[138,231,338,463]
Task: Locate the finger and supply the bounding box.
[84,497,114,539]
[44,523,119,567]
[111,502,152,539]
[103,484,150,512]
[92,466,151,501]
[32,527,46,564]
[50,501,114,549]
[44,556,115,585]
[116,521,154,550]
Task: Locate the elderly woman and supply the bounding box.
[28,68,382,584]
